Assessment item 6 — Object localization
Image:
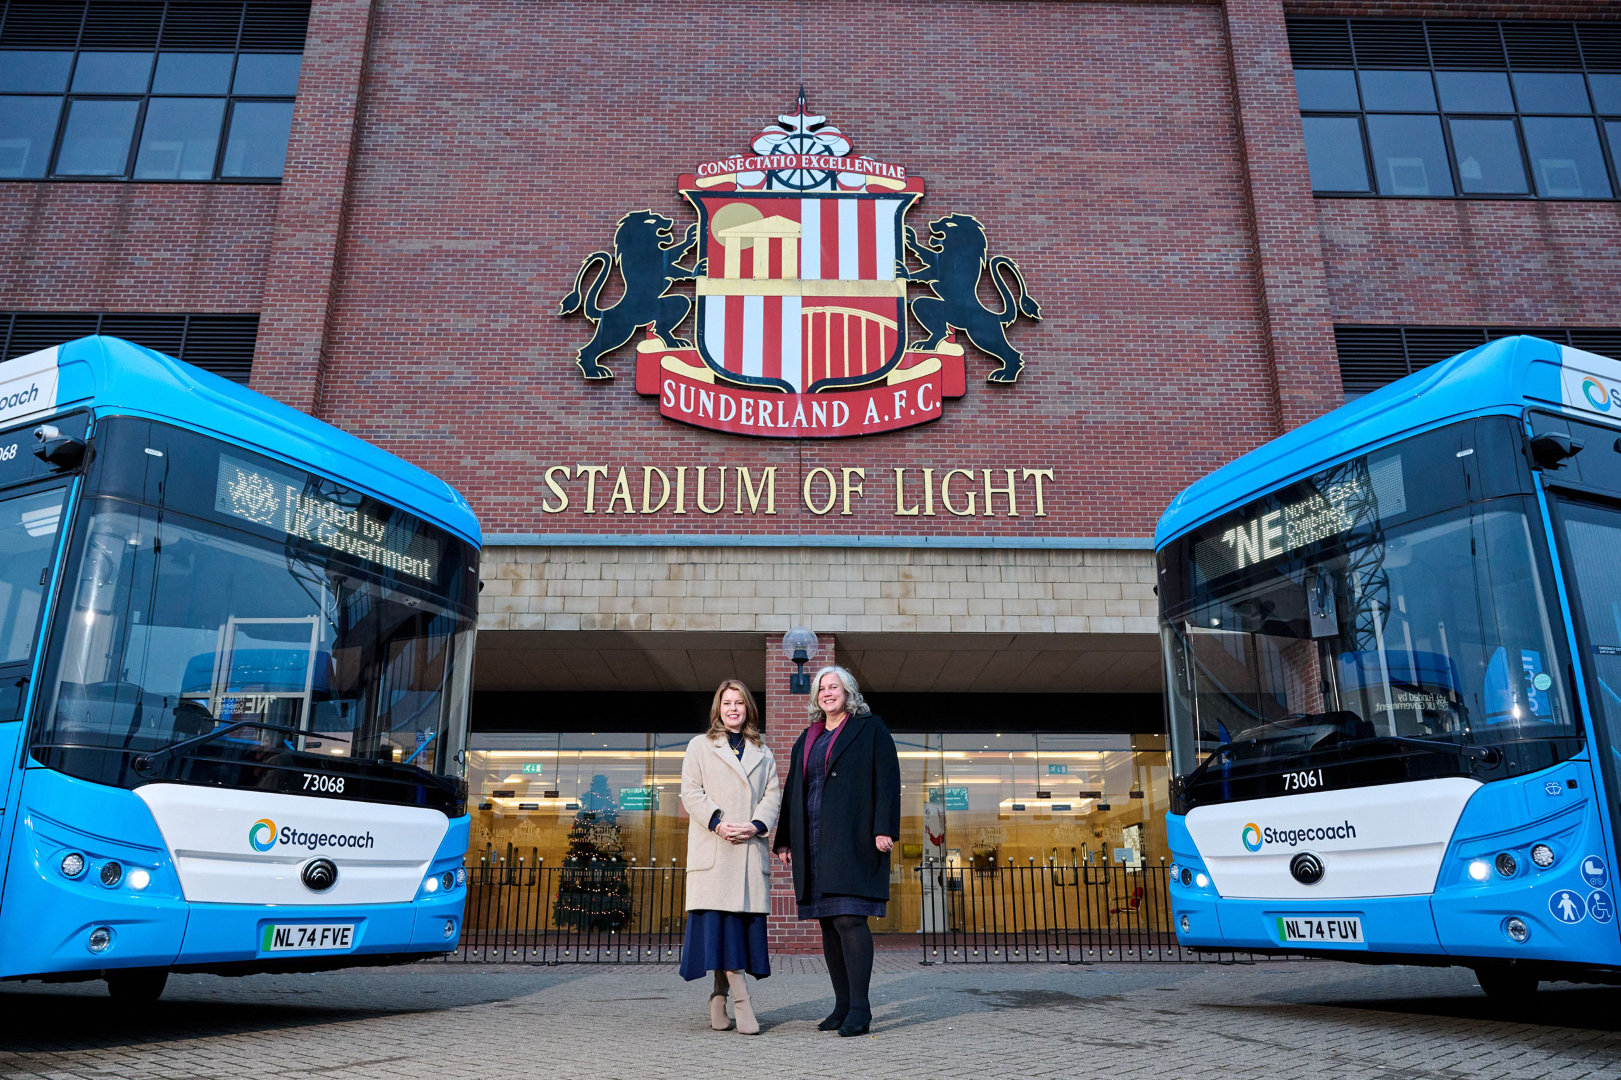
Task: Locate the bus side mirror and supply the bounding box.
[32,425,86,470]
[1529,431,1583,470]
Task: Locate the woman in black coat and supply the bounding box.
[773,665,900,1036]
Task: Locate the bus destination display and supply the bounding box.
[215,454,439,580]
[1193,455,1405,578]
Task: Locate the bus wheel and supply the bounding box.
[106,969,168,1003]
[1474,965,1538,1000]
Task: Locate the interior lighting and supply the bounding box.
[1468,860,1491,882]
[1531,844,1555,868]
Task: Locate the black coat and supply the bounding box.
[774,712,902,903]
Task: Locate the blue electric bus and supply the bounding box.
[1159,335,1621,997]
[0,336,478,1000]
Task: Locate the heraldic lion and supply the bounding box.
[558,211,701,380]
[904,214,1041,383]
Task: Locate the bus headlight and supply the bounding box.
[443,919,457,939]
[424,875,439,893]
[1179,914,1190,934]
[1468,860,1491,882]
[1195,873,1209,888]
[87,927,112,953]
[1181,867,1194,887]
[442,871,456,891]
[1531,844,1555,868]
[455,867,466,886]
[127,869,151,891]
[1495,852,1518,878]
[1505,917,1529,943]
[59,852,85,879]
[100,861,123,888]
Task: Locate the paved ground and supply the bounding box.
[0,956,1618,1080]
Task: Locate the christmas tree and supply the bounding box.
[553,775,632,932]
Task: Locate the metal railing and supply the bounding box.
[449,860,687,964]
[916,859,1254,964]
[437,856,1263,965]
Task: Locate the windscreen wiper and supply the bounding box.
[1178,739,1251,793]
[1324,734,1501,766]
[133,719,347,773]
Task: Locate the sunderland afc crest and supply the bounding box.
[559,93,1041,438]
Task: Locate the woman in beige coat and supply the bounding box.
[679,679,781,1034]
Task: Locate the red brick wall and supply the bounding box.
[313,0,1288,541]
[1318,201,1621,327]
[763,645,819,953]
[249,0,378,413]
[0,185,275,312]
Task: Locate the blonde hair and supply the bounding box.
[806,665,868,723]
[706,679,763,744]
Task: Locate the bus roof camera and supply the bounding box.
[32,424,86,470]
[1529,431,1583,470]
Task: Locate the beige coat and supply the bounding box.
[680,733,782,913]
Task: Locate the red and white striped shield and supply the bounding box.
[690,192,917,392]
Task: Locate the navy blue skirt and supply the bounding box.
[678,910,770,981]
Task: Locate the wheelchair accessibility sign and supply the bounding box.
[1590,891,1614,924]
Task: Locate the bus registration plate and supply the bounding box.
[262,923,356,952]
[1276,916,1362,944]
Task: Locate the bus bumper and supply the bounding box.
[1188,894,1444,953]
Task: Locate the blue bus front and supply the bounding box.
[1157,336,1621,992]
[0,337,478,993]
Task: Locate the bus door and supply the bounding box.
[0,484,70,813]
[1548,493,1621,916]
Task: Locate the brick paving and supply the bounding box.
[1,958,1618,1079]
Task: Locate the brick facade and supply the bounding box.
[7,0,1621,954]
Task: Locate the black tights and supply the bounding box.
[819,915,874,1019]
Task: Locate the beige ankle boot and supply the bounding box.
[726,970,759,1035]
[710,970,731,1030]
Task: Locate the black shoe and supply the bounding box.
[817,1008,849,1031]
[837,1010,871,1036]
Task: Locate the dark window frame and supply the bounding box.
[1291,19,1621,202]
[0,1,306,184]
[0,311,259,383]
[1335,324,1621,397]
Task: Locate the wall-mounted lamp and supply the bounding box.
[782,627,819,694]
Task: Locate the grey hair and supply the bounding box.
[807,665,869,722]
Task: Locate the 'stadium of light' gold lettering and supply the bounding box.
[840,467,865,516]
[921,467,936,516]
[941,468,977,516]
[542,465,571,513]
[604,466,636,514]
[735,466,777,515]
[641,466,670,514]
[673,466,688,514]
[576,464,609,514]
[803,467,837,516]
[1022,467,1054,517]
[983,468,1018,517]
[695,466,727,515]
[893,468,919,516]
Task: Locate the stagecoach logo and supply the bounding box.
[249,818,278,852]
[558,92,1042,438]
